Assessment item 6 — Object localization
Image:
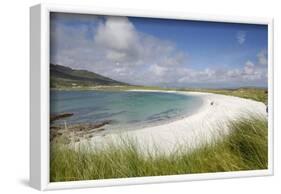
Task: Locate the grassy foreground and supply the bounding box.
[50,116,268,182]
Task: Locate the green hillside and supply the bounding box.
[50,64,128,88]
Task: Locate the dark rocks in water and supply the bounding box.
[50,120,112,143]
[91,121,111,129]
[50,112,74,122]
[68,120,112,132]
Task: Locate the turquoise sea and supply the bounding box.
[50,90,203,130]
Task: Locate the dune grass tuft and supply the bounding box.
[50,116,267,182]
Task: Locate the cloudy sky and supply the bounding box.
[50,12,268,88]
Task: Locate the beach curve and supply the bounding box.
[77,90,267,154]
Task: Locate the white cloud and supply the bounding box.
[244,61,255,75]
[94,17,138,51]
[240,58,267,81]
[236,31,246,45]
[149,64,165,76]
[257,49,268,65]
[227,69,240,78]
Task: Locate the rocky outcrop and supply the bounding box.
[50,120,113,143]
[50,112,74,122]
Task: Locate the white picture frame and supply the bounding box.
[30,3,274,191]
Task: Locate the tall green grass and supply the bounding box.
[50,116,268,182]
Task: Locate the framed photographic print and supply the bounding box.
[30,3,274,190]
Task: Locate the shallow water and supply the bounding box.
[50,90,203,130]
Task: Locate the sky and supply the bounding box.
[50,12,268,88]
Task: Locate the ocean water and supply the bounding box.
[50,90,203,130]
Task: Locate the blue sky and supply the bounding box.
[50,13,268,88]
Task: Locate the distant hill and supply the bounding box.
[50,64,128,88]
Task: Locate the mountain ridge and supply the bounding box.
[50,64,128,88]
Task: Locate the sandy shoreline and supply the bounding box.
[77,90,267,154]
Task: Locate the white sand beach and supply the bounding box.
[77,90,267,154]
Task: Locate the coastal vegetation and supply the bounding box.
[50,116,267,182]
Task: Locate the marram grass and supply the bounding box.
[50,116,267,182]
